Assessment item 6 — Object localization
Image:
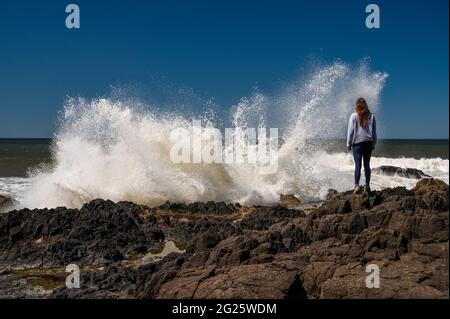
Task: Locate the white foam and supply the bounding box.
[0,177,32,202]
[312,151,449,192]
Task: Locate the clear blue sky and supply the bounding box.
[0,0,448,138]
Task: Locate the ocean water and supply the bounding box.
[0,138,52,177]
[0,61,448,209]
[1,138,447,209]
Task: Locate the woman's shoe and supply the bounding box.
[364,186,371,193]
[353,186,361,194]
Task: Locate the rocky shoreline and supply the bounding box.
[0,178,448,299]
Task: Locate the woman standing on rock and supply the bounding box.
[347,97,377,194]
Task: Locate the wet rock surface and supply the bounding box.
[0,195,15,213]
[0,178,448,299]
[0,195,9,206]
[373,165,431,179]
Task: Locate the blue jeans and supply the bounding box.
[352,141,373,187]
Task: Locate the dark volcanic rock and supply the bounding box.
[238,206,305,230]
[159,201,237,216]
[0,199,164,267]
[170,219,240,248]
[373,165,430,179]
[0,178,448,299]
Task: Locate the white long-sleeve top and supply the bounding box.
[346,113,377,147]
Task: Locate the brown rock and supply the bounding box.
[413,178,449,211]
[280,194,301,207]
[156,265,216,299]
[0,195,12,211]
[193,263,305,299]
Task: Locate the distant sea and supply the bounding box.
[0,138,448,178]
[0,138,52,177]
[324,138,449,159]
